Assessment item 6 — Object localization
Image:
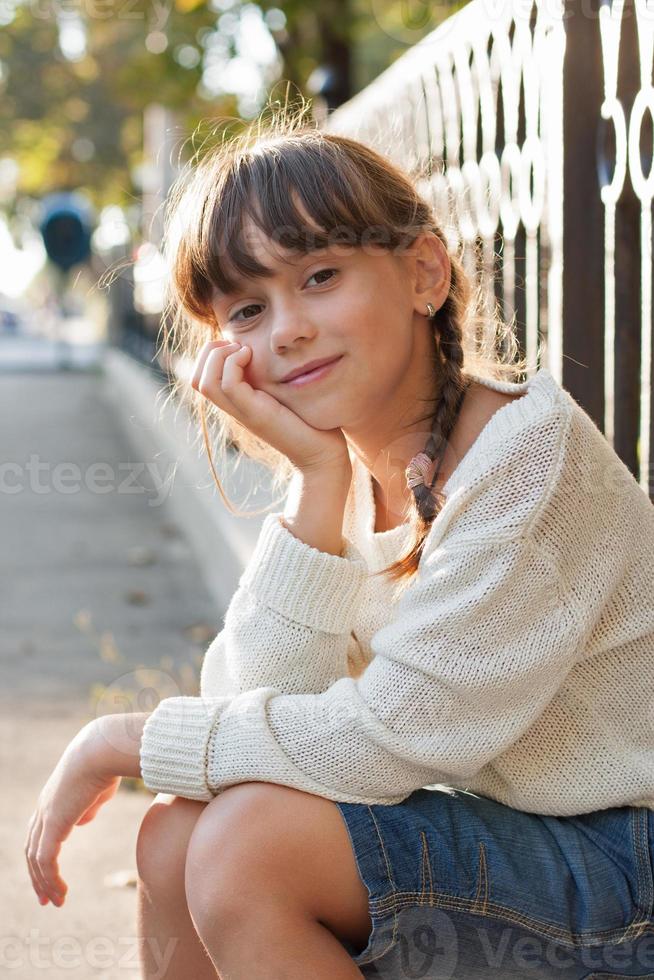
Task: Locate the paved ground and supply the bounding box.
[0,362,222,978]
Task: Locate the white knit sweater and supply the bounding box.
[139,367,654,816]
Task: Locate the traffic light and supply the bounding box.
[39,192,93,273]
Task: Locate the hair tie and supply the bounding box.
[405,380,470,495]
[404,303,439,490]
[405,451,434,489]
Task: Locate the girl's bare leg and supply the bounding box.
[136,878,218,980]
[136,794,218,980]
[190,906,365,979]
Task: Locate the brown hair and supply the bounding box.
[157,98,530,583]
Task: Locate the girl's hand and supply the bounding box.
[191,340,352,476]
[25,723,121,907]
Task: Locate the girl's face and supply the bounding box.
[209,209,432,435]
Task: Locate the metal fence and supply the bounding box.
[324,0,653,499]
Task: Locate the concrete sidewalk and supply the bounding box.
[1,355,271,978]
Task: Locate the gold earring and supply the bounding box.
[426,302,436,318]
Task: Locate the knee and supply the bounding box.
[183,785,260,927]
[136,793,207,896]
[184,783,310,932]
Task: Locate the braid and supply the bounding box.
[409,305,470,525]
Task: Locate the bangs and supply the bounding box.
[175,136,413,319]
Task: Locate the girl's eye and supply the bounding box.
[229,268,337,324]
[230,303,262,324]
[307,267,336,286]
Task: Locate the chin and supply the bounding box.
[300,411,344,430]
[288,399,343,428]
[275,386,339,423]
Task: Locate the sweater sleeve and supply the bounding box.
[198,512,369,699]
[140,407,588,804]
[140,512,587,802]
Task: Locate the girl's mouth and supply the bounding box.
[284,356,344,387]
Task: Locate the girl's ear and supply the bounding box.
[409,233,451,317]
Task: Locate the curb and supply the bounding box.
[0,336,105,372]
[101,347,279,612]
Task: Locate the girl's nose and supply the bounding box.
[270,316,317,352]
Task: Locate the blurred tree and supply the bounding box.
[0,0,463,213]
[0,1,230,210]
[257,0,464,109]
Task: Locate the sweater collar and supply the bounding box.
[345,367,558,554]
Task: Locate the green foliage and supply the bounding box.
[0,1,221,207]
[0,0,464,210]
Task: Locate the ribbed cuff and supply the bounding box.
[139,696,229,801]
[237,513,368,633]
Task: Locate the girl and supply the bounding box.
[26,106,654,980]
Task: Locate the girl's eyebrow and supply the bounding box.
[216,248,339,300]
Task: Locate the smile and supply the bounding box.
[283,356,343,387]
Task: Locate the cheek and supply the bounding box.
[239,345,272,389]
[357,335,395,382]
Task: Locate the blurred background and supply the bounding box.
[2,0,652,973]
[0,1,468,974]
[0,0,461,373]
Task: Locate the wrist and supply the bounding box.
[283,465,351,558]
[298,457,352,484]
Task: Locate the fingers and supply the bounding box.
[192,340,253,411]
[25,812,50,905]
[75,786,112,825]
[190,340,240,393]
[75,804,97,826]
[36,830,67,904]
[219,344,251,394]
[25,811,68,907]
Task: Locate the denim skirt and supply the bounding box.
[334,787,654,979]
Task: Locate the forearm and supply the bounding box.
[282,464,351,556]
[85,712,150,779]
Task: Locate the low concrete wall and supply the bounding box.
[102,347,280,613]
